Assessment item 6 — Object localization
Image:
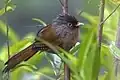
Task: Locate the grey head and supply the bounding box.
[52,14,84,28]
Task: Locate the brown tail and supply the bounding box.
[64,64,70,80]
[3,42,39,73]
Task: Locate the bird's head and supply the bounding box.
[53,14,84,28]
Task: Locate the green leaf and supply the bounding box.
[0,60,4,80]
[58,48,77,72]
[83,44,97,80]
[12,62,38,72]
[0,1,16,16]
[26,52,44,66]
[35,71,55,80]
[109,41,120,59]
[91,45,100,80]
[77,27,95,71]
[0,38,32,61]
[0,20,19,43]
[101,44,115,80]
[10,66,26,80]
[32,18,47,26]
[81,12,98,25]
[70,43,80,54]
[5,0,11,4]
[0,8,5,16]
[6,4,16,12]
[4,0,16,12]
[38,67,54,74]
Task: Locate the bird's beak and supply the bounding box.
[76,22,84,26]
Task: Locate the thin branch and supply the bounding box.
[99,5,120,79]
[77,9,84,16]
[58,0,64,7]
[98,0,105,52]
[100,4,120,25]
[5,6,10,59]
[62,0,68,15]
[60,0,69,80]
[4,1,10,80]
[97,0,105,79]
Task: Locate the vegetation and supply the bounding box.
[0,0,120,80]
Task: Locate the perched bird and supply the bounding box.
[3,14,83,79]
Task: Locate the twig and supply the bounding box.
[99,4,120,80]
[59,0,70,80]
[62,0,68,15]
[4,2,10,80]
[100,4,120,25]
[58,0,64,7]
[5,6,10,59]
[97,0,105,79]
[98,0,105,52]
[77,9,84,16]
[62,1,69,80]
[58,0,69,80]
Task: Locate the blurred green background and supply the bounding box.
[1,0,119,80]
[0,0,92,47]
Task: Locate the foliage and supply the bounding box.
[0,0,120,80]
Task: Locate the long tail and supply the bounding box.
[3,42,40,73]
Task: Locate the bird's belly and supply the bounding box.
[56,28,78,51]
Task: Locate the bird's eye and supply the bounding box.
[67,23,72,27]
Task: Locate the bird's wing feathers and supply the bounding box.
[36,25,62,45]
[3,25,61,73]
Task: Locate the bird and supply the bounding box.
[3,14,83,79]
